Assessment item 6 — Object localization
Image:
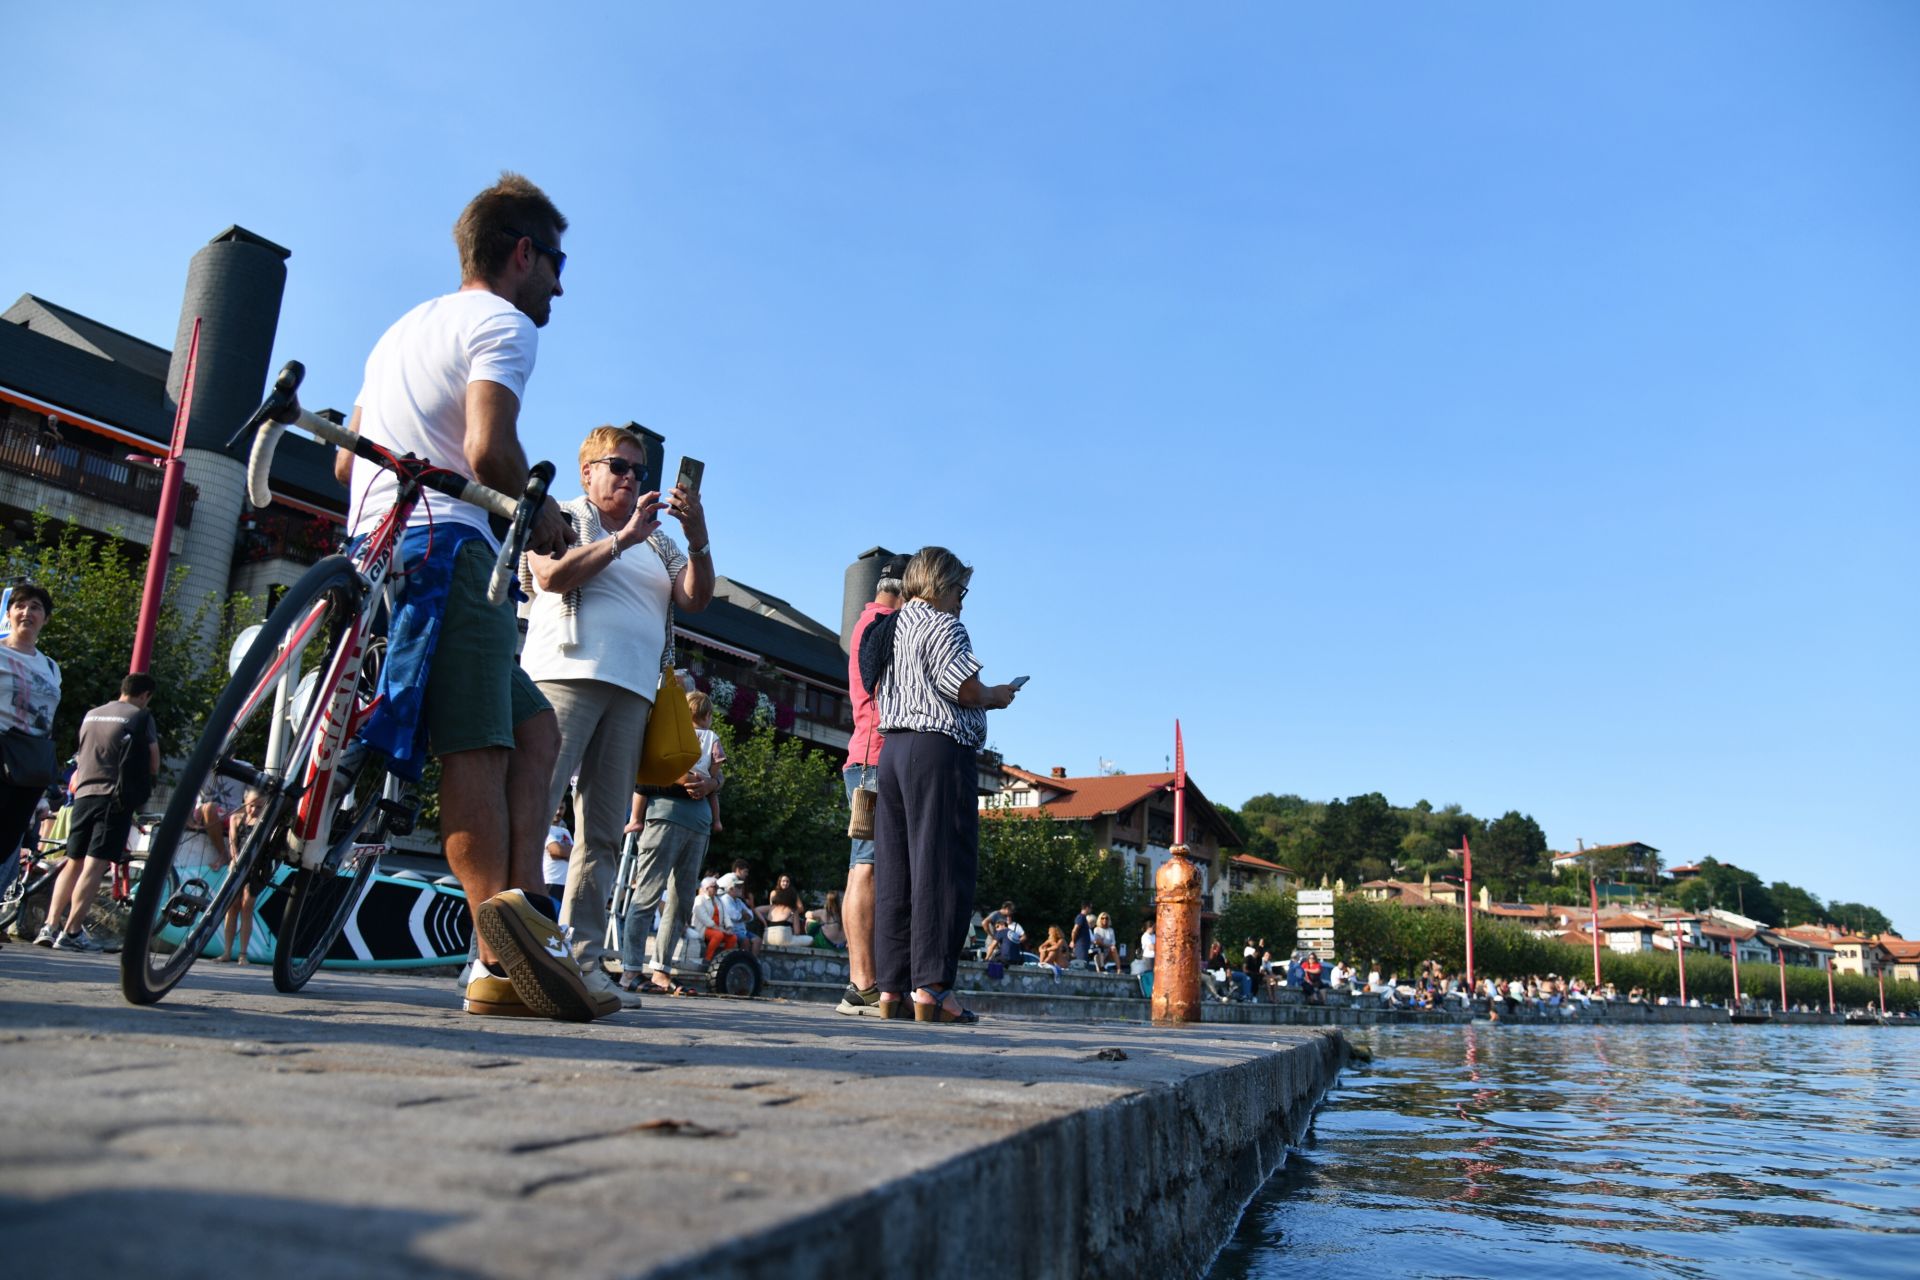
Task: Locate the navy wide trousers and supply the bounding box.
[872,730,978,995]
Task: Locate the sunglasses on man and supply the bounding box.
[504,226,566,279]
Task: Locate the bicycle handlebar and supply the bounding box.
[241,361,553,607]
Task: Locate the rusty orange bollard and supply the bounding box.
[1152,845,1201,1023]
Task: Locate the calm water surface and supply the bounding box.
[1210,1025,1919,1279]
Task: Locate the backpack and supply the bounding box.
[110,709,155,811]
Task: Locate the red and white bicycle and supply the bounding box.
[120,361,553,1004]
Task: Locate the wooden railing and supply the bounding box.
[0,419,196,527]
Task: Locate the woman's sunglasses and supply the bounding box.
[591,456,643,478]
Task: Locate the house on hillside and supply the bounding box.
[1597,914,1662,953]
[981,765,1239,905]
[1226,853,1294,898]
[1549,840,1660,880]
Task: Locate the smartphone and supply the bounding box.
[674,457,705,495]
[1009,675,1030,690]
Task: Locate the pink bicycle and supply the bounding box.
[120,361,553,1004]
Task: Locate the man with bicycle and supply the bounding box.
[336,173,616,1021]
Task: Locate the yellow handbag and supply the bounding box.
[636,667,701,785]
[636,560,702,786]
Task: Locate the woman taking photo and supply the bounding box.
[520,424,713,1006]
[871,547,1020,1024]
[0,584,60,924]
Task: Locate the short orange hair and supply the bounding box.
[578,424,647,469]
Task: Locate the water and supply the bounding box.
[1210,1025,1920,1279]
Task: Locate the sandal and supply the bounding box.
[647,977,699,997]
[876,994,910,1020]
[912,985,979,1025]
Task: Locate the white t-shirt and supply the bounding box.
[521,506,683,697]
[0,643,59,737]
[348,290,538,549]
[1139,928,1156,960]
[543,823,573,888]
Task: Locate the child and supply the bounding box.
[221,788,266,963]
[686,691,725,833]
[543,797,573,916]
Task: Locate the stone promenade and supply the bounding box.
[0,948,1345,1279]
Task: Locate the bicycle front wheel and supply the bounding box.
[121,555,364,1005]
[271,765,390,992]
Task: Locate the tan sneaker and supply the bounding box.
[474,889,614,1022]
[463,970,541,1018]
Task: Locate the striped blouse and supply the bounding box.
[876,600,986,748]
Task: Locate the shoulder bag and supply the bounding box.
[635,537,703,787]
[0,727,56,791]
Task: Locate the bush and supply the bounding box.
[978,812,1147,944]
[1216,889,1296,957]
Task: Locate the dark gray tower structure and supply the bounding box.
[164,226,291,629]
[841,546,900,652]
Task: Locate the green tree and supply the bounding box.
[1476,811,1548,895]
[1768,881,1825,929]
[706,711,845,895]
[0,518,258,758]
[1216,888,1296,958]
[1827,901,1894,936]
[1315,792,1404,884]
[977,811,1146,943]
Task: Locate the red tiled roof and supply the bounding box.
[1001,763,1071,791]
[1560,927,1599,947]
[1230,853,1294,874]
[1699,923,1757,941]
[992,770,1239,846]
[1881,937,1920,962]
[1485,903,1554,920]
[1598,914,1662,932]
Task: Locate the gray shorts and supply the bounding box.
[844,766,874,868]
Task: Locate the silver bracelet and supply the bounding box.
[687,540,711,557]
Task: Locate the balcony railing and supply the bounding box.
[0,419,196,528]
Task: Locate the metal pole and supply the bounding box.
[1879,970,1887,1017]
[130,318,199,675]
[1732,936,1743,1007]
[1589,872,1602,989]
[1676,926,1688,1006]
[1777,946,1788,1012]
[1461,835,1475,994]
[1826,956,1835,1015]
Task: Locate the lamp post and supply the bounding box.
[129,318,200,675]
[1460,835,1475,995]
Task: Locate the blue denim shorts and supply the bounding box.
[844,766,875,868]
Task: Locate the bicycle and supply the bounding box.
[119,361,554,1005]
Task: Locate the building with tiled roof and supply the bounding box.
[982,765,1238,906]
[1549,840,1659,878]
[1881,936,1920,984]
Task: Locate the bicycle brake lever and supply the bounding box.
[226,360,306,449]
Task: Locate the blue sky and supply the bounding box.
[8,5,1916,930]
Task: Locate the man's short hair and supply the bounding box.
[454,172,569,284]
[577,424,647,470]
[121,673,156,699]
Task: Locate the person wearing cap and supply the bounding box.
[836,554,909,1015]
[717,873,760,957]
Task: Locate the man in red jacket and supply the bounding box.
[837,554,909,1015]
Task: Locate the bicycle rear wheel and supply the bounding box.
[271,761,391,992]
[120,555,364,1005]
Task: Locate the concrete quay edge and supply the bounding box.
[0,950,1348,1280]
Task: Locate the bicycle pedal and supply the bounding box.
[163,878,213,928]
[377,795,421,837]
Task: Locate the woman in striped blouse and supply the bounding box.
[872,547,1020,1024]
